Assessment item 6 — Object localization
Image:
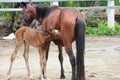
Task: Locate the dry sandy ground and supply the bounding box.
[0,36,120,80]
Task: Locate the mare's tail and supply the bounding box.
[75,18,86,80]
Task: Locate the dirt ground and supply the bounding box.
[0,36,120,80]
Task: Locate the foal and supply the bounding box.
[7,26,60,80]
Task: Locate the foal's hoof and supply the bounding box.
[29,75,34,80]
[7,75,11,80]
[38,75,41,79]
[41,77,49,80]
[7,78,11,80]
[60,75,65,79]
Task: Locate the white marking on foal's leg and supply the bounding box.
[41,77,44,80]
[46,78,50,80]
[30,75,34,80]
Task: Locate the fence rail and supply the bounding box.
[0,0,107,3]
[0,0,112,11]
[0,6,119,11]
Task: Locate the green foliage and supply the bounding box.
[36,2,50,6]
[114,22,120,34]
[3,12,10,21]
[86,20,120,35]
[115,0,120,5]
[59,1,73,7]
[100,1,107,6]
[86,27,97,35]
[0,11,11,21]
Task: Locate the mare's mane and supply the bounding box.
[36,5,59,19]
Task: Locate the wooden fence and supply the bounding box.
[0,0,119,28]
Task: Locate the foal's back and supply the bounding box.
[15,26,43,47]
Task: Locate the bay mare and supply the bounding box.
[22,2,86,80]
[7,26,60,80]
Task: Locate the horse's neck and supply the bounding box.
[36,5,49,19]
[36,5,59,19]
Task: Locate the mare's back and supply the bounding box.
[60,8,85,24]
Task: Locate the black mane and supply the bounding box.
[36,5,59,19]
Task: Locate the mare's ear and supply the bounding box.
[21,2,28,7]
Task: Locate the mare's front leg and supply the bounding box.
[58,45,65,79]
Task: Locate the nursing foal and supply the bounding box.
[7,26,60,80]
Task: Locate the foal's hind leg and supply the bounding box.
[7,40,23,80]
[23,42,33,79]
[58,45,65,79]
[38,47,48,80]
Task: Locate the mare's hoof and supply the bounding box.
[71,77,76,80]
[60,75,65,79]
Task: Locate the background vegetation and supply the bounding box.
[0,0,120,35]
[87,20,120,35]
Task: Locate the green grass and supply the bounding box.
[86,20,120,35]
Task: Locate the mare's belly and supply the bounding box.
[52,39,64,46]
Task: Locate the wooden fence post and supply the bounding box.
[50,1,59,5]
[107,0,115,29]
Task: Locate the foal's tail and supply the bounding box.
[75,18,86,80]
[15,27,26,43]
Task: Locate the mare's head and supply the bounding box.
[22,2,36,26]
[22,2,58,26]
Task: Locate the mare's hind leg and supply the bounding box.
[63,42,75,80]
[7,40,23,80]
[45,42,50,61]
[66,46,75,80]
[23,42,32,79]
[58,45,65,79]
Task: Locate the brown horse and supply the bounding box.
[7,26,60,80]
[22,2,86,80]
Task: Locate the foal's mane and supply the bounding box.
[36,5,59,19]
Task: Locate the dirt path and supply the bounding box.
[0,36,120,80]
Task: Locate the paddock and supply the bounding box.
[0,36,120,80]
